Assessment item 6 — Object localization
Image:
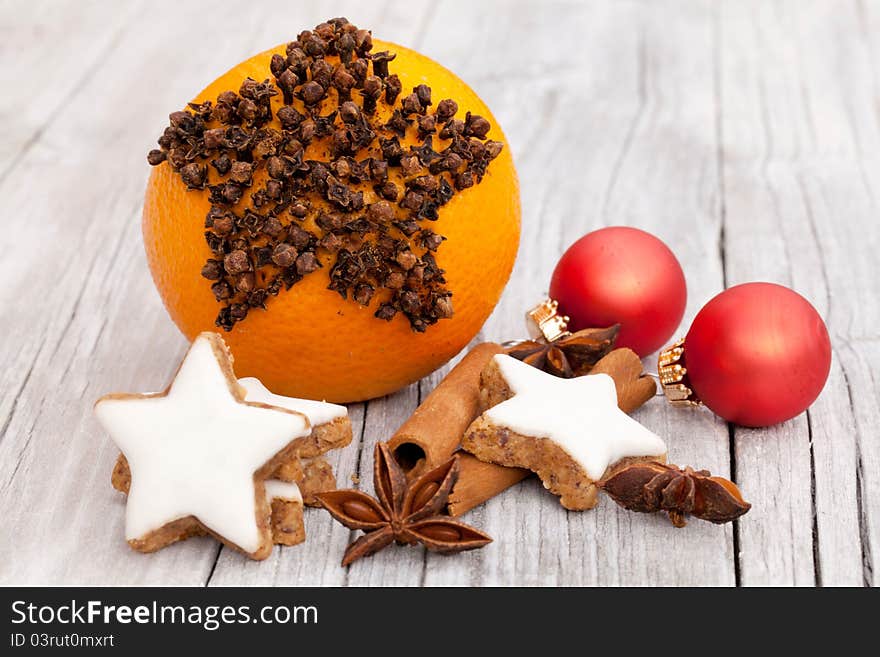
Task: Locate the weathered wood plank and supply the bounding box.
[425,0,735,586]
[581,0,734,586]
[0,0,143,174]
[718,0,878,586]
[837,339,880,587]
[719,1,818,585]
[843,0,880,589]
[0,0,284,585]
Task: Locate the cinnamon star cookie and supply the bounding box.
[111,375,352,505]
[95,332,315,559]
[461,354,667,510]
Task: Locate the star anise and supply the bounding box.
[599,461,751,527]
[506,325,620,377]
[315,442,492,566]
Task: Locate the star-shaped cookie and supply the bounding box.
[462,354,667,510]
[110,375,353,506]
[94,332,314,559]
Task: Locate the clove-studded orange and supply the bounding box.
[143,18,520,402]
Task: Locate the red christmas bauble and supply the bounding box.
[549,227,687,356]
[683,283,831,427]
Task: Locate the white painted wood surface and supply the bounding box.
[0,0,875,586]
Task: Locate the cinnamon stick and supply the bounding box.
[387,342,504,479]
[590,348,657,414]
[448,454,529,516]
[447,347,657,516]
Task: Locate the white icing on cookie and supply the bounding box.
[94,335,311,554]
[485,354,667,481]
[264,480,302,504]
[238,377,347,427]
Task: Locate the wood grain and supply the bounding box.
[719,0,877,586]
[0,0,875,587]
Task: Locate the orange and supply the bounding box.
[143,36,520,403]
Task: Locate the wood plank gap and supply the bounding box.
[86,318,108,362]
[836,353,873,586]
[3,426,36,498]
[418,550,428,587]
[48,254,100,362]
[807,410,822,586]
[599,25,646,224]
[342,400,371,586]
[728,422,741,586]
[715,3,738,586]
[834,350,873,586]
[45,197,135,365]
[0,331,45,447]
[854,0,880,212]
[767,180,796,286]
[0,1,143,187]
[411,0,440,51]
[713,0,728,289]
[855,436,874,586]
[795,175,833,324]
[204,544,224,587]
